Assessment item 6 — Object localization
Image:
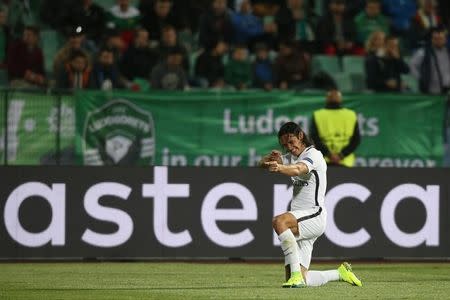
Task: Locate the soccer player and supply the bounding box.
[260,122,362,288]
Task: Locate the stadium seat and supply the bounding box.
[342,56,365,75]
[41,30,63,75]
[312,55,341,75]
[94,0,139,10]
[402,74,419,93]
[350,73,367,92]
[0,69,7,85]
[332,73,353,93]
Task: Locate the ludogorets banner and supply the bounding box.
[75,90,446,167]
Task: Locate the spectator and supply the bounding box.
[100,28,127,60]
[56,49,91,89]
[354,0,389,45]
[89,47,123,90]
[273,40,311,90]
[0,7,11,66]
[410,26,450,94]
[151,46,187,90]
[364,30,386,90]
[409,0,442,49]
[310,88,361,167]
[141,0,180,42]
[53,26,91,75]
[367,35,409,92]
[224,45,252,90]
[106,0,140,47]
[230,0,265,46]
[158,25,189,73]
[276,0,315,45]
[198,0,234,49]
[252,42,274,90]
[316,0,363,56]
[323,0,365,19]
[382,0,416,37]
[119,28,158,81]
[7,26,45,87]
[194,40,228,88]
[65,0,107,45]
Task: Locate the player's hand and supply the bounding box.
[264,161,281,172]
[330,153,341,164]
[270,150,282,160]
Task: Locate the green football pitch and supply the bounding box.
[1,262,449,299]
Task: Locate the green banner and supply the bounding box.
[0,91,75,165]
[75,90,446,167]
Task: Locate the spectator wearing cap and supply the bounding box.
[273,40,311,90]
[354,0,389,45]
[409,0,442,49]
[410,26,450,94]
[198,0,234,49]
[53,26,92,75]
[89,47,123,90]
[150,46,188,90]
[194,40,228,88]
[157,25,189,73]
[141,0,180,43]
[106,0,140,47]
[7,26,46,88]
[56,49,91,89]
[316,0,364,56]
[65,0,107,45]
[119,28,158,81]
[252,42,274,90]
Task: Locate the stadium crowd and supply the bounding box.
[0,0,449,94]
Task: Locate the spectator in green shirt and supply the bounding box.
[354,0,389,45]
[106,0,141,47]
[225,45,252,90]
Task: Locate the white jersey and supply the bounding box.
[281,146,327,211]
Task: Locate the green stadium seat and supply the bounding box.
[312,55,341,75]
[41,30,63,75]
[332,73,352,93]
[0,69,7,86]
[350,73,367,92]
[342,55,365,75]
[402,74,419,93]
[94,0,139,10]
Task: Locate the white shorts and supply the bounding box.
[288,207,326,269]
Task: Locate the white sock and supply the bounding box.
[278,229,300,273]
[305,270,340,287]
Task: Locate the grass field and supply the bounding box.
[0,262,449,299]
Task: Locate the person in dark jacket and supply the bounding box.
[316,0,363,55]
[119,28,158,81]
[198,0,234,49]
[273,40,311,89]
[366,35,409,92]
[141,0,180,42]
[195,40,228,88]
[89,47,123,90]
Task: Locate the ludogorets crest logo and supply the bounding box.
[83,99,155,165]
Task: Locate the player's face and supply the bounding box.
[279,133,303,157]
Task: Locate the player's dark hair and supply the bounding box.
[277,122,314,147]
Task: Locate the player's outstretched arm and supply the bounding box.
[258,150,283,168]
[264,161,309,177]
